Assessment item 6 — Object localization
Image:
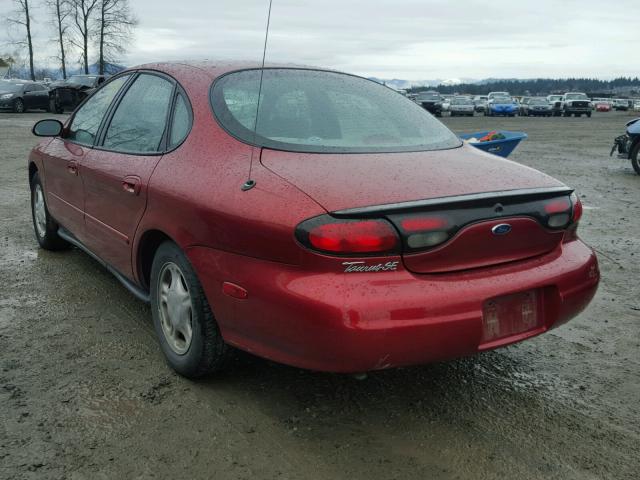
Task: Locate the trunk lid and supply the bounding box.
[263,146,573,273]
[261,144,565,213]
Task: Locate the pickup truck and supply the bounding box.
[562,92,592,117]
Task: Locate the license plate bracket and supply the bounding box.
[481,290,541,344]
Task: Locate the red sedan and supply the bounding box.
[28,62,599,377]
[595,101,612,112]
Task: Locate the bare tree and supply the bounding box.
[46,0,72,79]
[95,0,136,74]
[70,0,99,74]
[6,0,36,81]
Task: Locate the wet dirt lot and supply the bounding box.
[1,110,639,480]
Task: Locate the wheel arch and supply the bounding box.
[136,229,177,290]
[28,161,38,184]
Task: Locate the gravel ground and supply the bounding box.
[1,110,639,480]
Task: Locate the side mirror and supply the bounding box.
[33,119,63,137]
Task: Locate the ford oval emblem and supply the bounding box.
[492,223,512,235]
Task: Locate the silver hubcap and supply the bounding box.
[33,184,47,238]
[158,262,193,355]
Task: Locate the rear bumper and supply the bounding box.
[187,240,599,373]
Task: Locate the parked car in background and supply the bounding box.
[488,91,510,101]
[611,117,640,175]
[547,95,564,116]
[613,99,629,111]
[486,95,518,117]
[27,61,599,377]
[49,74,109,113]
[473,95,488,112]
[518,97,532,115]
[634,100,640,112]
[416,90,443,116]
[449,96,475,116]
[0,80,50,113]
[522,97,552,117]
[595,101,612,112]
[562,93,592,117]
[441,95,454,113]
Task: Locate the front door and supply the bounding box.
[23,84,49,110]
[41,74,132,243]
[40,138,86,236]
[81,73,175,278]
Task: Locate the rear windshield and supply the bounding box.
[210,69,461,154]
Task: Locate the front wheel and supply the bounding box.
[150,241,231,378]
[30,172,68,250]
[13,98,25,113]
[631,142,640,175]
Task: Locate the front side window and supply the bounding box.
[103,74,174,153]
[67,75,130,145]
[211,69,461,154]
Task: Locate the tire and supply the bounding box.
[587,112,591,118]
[631,142,640,175]
[30,172,68,250]
[13,98,25,113]
[150,241,231,378]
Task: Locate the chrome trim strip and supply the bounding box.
[331,186,573,217]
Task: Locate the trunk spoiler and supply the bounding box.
[331,186,573,218]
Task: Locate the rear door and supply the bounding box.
[40,75,132,241]
[81,72,178,278]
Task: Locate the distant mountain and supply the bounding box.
[368,77,478,90]
[5,62,126,81]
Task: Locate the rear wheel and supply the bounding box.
[631,142,640,175]
[30,172,68,250]
[150,241,231,378]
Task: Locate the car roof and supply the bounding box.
[131,60,328,81]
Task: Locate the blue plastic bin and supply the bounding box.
[458,130,528,158]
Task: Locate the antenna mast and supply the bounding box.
[242,0,274,191]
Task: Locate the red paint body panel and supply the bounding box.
[39,138,87,237]
[403,217,565,273]
[186,240,598,373]
[29,61,600,373]
[261,145,564,212]
[81,149,162,277]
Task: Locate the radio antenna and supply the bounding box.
[242,0,273,192]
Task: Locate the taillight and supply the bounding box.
[564,192,582,242]
[543,196,571,229]
[571,192,583,223]
[397,214,452,249]
[296,216,400,255]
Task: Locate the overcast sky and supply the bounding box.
[2,0,638,79]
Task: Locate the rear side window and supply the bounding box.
[211,69,461,154]
[103,74,174,153]
[169,93,191,148]
[67,75,130,145]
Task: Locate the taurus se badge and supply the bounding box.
[342,261,399,273]
[492,223,512,235]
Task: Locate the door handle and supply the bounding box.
[122,176,141,195]
[67,161,78,175]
